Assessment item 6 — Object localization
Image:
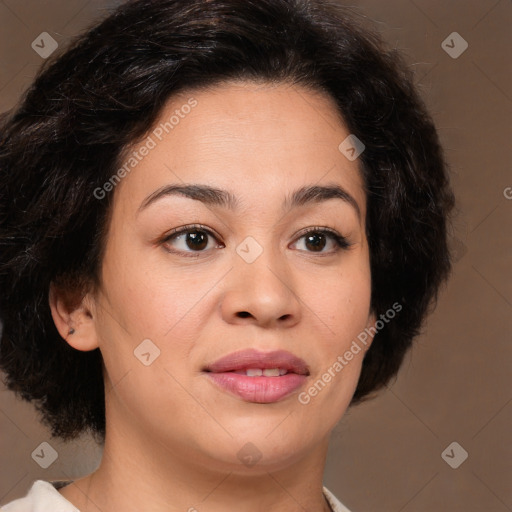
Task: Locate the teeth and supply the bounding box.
[244,368,288,377]
[246,368,263,377]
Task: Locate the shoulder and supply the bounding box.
[1,480,79,512]
[323,486,353,512]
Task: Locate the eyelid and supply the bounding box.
[291,226,352,251]
[162,223,222,241]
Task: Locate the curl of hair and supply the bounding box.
[0,0,454,440]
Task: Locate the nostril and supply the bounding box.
[237,311,251,318]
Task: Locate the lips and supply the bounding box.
[203,349,310,375]
[203,349,309,403]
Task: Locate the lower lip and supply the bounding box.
[205,372,307,403]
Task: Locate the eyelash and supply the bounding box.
[160,223,351,258]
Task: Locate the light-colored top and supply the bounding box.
[1,480,352,511]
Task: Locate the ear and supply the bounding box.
[49,283,99,351]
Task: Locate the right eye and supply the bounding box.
[161,225,224,256]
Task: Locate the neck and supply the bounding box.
[59,408,333,511]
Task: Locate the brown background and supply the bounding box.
[0,1,510,510]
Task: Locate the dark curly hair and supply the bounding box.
[0,0,454,440]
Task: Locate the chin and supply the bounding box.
[193,428,317,474]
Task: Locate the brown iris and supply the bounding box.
[304,232,326,252]
[185,231,209,250]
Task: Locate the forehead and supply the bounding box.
[114,80,366,217]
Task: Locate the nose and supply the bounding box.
[220,244,302,329]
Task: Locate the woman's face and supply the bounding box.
[88,81,374,472]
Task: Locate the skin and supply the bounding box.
[50,81,376,512]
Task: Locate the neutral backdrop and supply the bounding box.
[0,1,510,511]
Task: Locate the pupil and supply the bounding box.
[186,231,208,250]
[305,232,326,251]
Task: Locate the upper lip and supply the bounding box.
[203,349,310,375]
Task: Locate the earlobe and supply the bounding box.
[49,284,99,352]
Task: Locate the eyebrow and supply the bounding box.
[285,183,361,219]
[139,184,239,212]
[138,183,361,219]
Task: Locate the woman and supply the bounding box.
[0,0,454,510]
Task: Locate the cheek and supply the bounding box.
[99,242,201,337]
[300,257,372,406]
[96,250,221,385]
[309,261,372,346]
[295,284,370,434]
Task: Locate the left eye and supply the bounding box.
[292,229,350,253]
